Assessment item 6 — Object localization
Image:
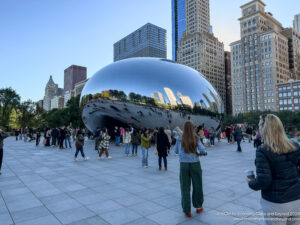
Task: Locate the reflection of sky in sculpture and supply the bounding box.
[81,58,223,113]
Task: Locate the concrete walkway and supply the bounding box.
[0,137,264,225]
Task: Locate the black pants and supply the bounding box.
[60,138,65,148]
[0,148,3,171]
[237,140,242,152]
[158,156,167,168]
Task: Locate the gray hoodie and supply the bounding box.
[0,132,9,149]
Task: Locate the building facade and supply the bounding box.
[172,0,186,61]
[277,80,300,111]
[224,51,232,114]
[230,0,291,114]
[64,90,74,107]
[64,65,87,93]
[281,28,300,80]
[294,14,300,33]
[43,76,59,111]
[113,23,166,62]
[175,0,226,106]
[50,96,64,110]
[74,79,89,97]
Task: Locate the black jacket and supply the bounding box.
[249,143,300,203]
[156,132,170,157]
[233,129,243,141]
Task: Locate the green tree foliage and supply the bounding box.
[0,88,20,128]
[17,100,36,128]
[224,111,300,131]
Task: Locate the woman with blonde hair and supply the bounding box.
[248,114,300,225]
[174,121,206,218]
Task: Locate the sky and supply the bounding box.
[0,0,299,102]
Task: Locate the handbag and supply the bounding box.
[75,141,83,149]
[43,138,46,145]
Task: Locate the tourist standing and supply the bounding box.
[173,127,183,154]
[120,127,125,145]
[246,126,253,143]
[209,127,216,147]
[164,126,172,154]
[141,129,152,168]
[45,128,51,146]
[14,129,19,141]
[51,128,58,146]
[19,128,23,140]
[74,130,88,161]
[99,128,112,159]
[114,126,120,146]
[123,128,132,157]
[248,114,300,224]
[225,126,231,144]
[59,127,66,149]
[36,128,41,146]
[0,129,9,175]
[64,127,72,148]
[156,127,170,171]
[94,128,101,151]
[197,126,205,144]
[24,127,28,142]
[233,125,243,152]
[131,129,140,156]
[174,121,205,218]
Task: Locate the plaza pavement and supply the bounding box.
[0,137,266,225]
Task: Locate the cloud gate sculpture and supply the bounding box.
[81,58,224,131]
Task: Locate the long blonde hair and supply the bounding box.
[260,114,296,154]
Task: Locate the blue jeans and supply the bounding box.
[65,136,72,148]
[124,143,130,155]
[132,143,138,155]
[141,147,149,167]
[237,140,242,151]
[75,146,85,158]
[20,134,23,140]
[210,136,215,145]
[115,136,120,146]
[159,156,167,168]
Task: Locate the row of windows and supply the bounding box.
[280,106,300,111]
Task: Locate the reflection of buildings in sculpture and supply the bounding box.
[164,87,178,106]
[152,92,166,104]
[199,99,207,109]
[177,92,193,108]
[75,79,89,97]
[208,89,223,113]
[203,93,216,112]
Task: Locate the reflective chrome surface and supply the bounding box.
[81,57,223,131]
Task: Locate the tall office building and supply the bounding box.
[174,0,226,106]
[113,23,166,62]
[64,65,87,93]
[172,0,186,61]
[281,28,300,80]
[230,0,290,114]
[224,51,232,114]
[43,75,59,111]
[294,14,300,33]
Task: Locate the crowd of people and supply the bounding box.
[2,116,299,222]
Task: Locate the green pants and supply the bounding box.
[180,162,204,213]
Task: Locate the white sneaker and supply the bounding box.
[107,156,112,159]
[84,157,88,160]
[74,158,78,161]
[99,157,104,160]
[144,166,149,168]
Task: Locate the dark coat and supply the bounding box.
[249,143,300,203]
[156,132,171,157]
[233,128,243,141]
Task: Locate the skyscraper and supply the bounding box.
[43,75,59,111]
[294,14,300,33]
[230,0,290,114]
[224,51,232,114]
[174,0,226,106]
[172,0,186,61]
[113,23,166,62]
[64,65,87,93]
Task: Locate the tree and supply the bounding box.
[17,100,36,128]
[0,88,20,128]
